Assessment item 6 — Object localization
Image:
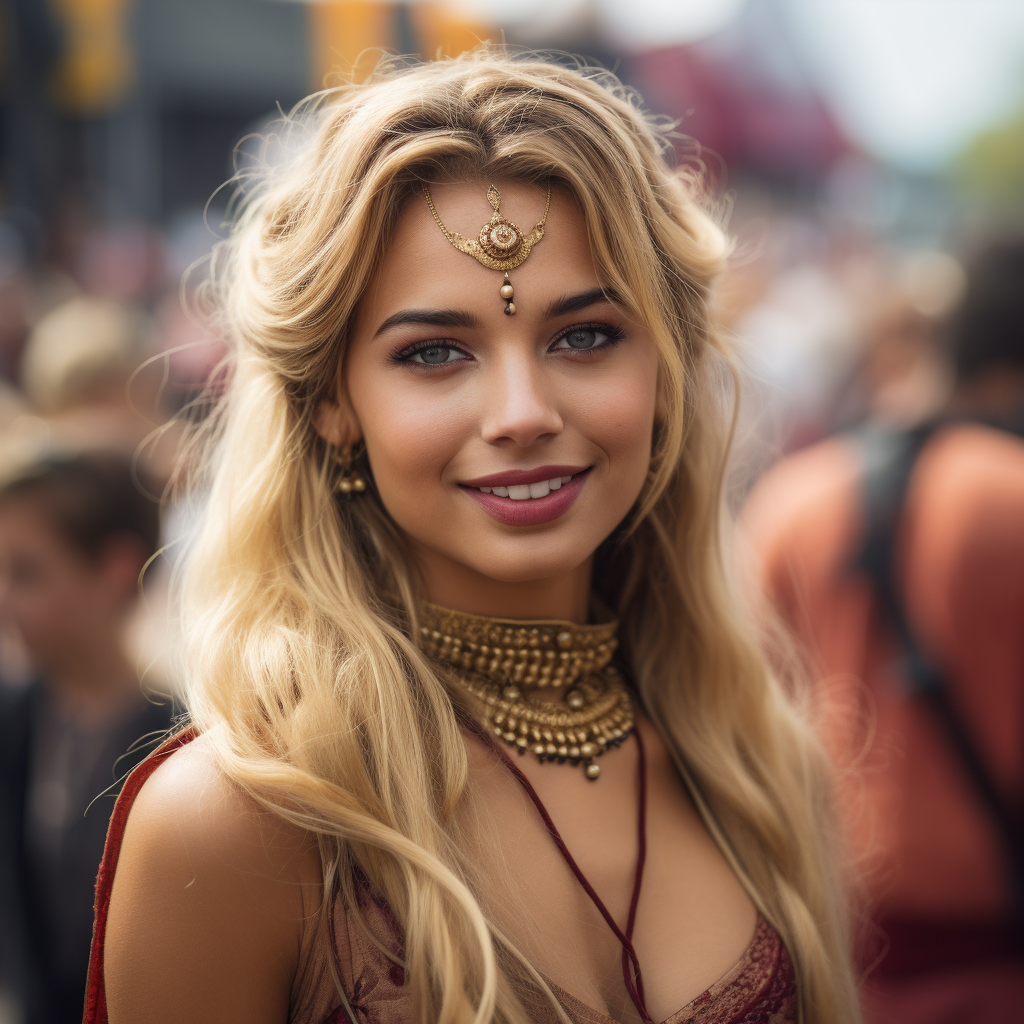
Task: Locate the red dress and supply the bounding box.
[84,730,797,1024]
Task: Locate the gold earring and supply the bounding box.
[334,445,367,498]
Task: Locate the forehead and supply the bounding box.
[354,181,600,334]
[0,495,68,550]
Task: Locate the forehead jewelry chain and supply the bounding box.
[423,183,551,316]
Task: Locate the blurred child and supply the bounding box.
[0,451,173,1024]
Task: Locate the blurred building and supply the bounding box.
[1,0,490,237]
[627,0,850,193]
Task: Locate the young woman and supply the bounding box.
[86,49,859,1024]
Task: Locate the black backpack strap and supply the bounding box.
[854,422,1024,912]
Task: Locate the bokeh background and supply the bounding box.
[1,3,1023,1023]
[2,0,1023,474]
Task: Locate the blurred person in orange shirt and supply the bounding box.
[743,237,1024,1023]
[0,451,173,1024]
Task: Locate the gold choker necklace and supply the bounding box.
[418,602,634,780]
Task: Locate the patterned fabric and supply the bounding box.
[514,917,797,1024]
[674,918,797,1024]
[316,901,797,1024]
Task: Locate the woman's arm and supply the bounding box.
[104,736,322,1024]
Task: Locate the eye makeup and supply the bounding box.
[390,320,627,369]
[391,341,473,367]
[549,322,626,354]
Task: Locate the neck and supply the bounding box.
[415,547,594,624]
[42,639,139,723]
[948,368,1024,424]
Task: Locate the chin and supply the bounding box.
[461,539,593,585]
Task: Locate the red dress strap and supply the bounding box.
[83,727,198,1024]
[462,716,652,1023]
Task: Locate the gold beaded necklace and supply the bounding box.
[418,602,635,781]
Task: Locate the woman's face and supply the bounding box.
[340,181,659,607]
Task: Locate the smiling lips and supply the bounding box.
[460,465,591,526]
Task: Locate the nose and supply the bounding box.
[480,352,563,448]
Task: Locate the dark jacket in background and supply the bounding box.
[0,681,173,1024]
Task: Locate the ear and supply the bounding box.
[313,396,361,448]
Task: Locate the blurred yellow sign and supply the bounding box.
[309,1,493,88]
[310,1,393,85]
[413,2,493,62]
[49,0,134,114]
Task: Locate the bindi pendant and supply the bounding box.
[423,183,550,318]
[500,273,516,316]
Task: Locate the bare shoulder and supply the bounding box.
[744,436,860,531]
[123,732,321,877]
[925,423,1024,495]
[105,732,323,1024]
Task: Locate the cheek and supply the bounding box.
[349,367,470,512]
[577,351,659,481]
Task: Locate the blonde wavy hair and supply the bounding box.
[176,46,859,1024]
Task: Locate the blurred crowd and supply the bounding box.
[0,215,226,1023]
[742,233,1024,1020]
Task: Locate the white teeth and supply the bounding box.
[475,472,577,498]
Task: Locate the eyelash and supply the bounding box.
[392,322,627,368]
[551,322,626,355]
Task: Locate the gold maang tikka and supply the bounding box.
[423,184,551,316]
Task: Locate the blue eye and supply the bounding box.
[406,345,468,365]
[562,329,602,350]
[551,325,623,352]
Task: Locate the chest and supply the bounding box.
[457,718,760,1022]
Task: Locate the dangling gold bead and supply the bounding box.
[352,476,367,492]
[416,603,627,780]
[500,283,514,300]
[338,478,353,493]
[504,302,516,316]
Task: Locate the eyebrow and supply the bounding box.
[544,287,620,320]
[373,308,479,338]
[372,287,621,339]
